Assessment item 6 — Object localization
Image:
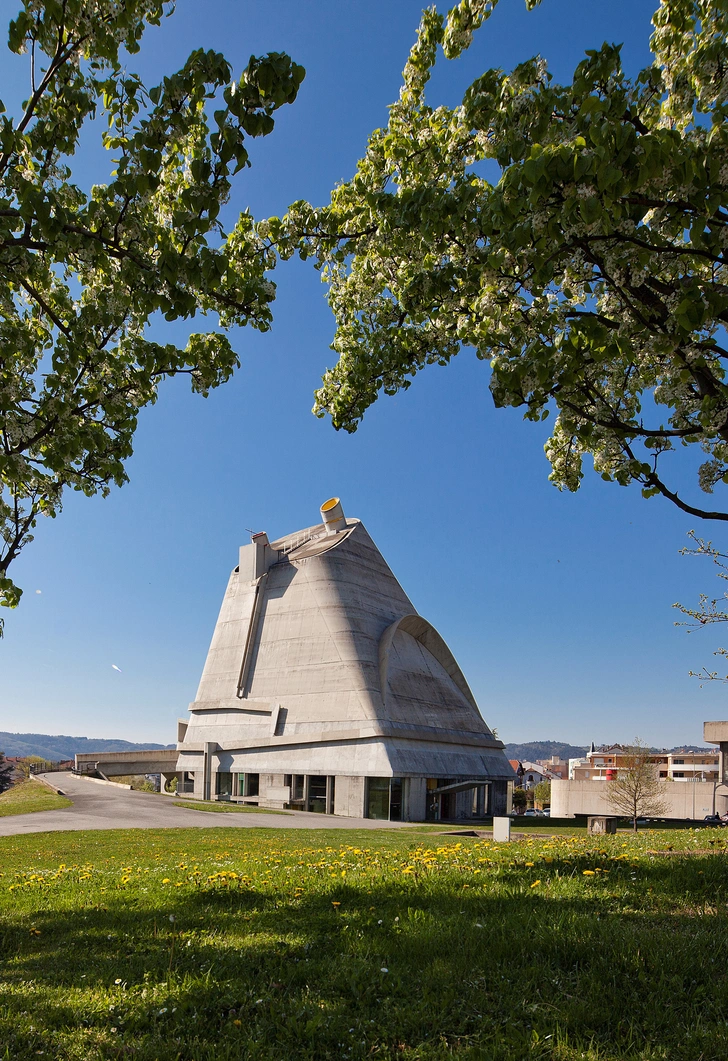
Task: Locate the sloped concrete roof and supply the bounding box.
[179,508,511,780]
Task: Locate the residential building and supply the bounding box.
[535,755,568,779]
[519,762,552,788]
[569,744,718,781]
[553,727,727,820]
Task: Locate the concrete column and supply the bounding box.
[720,743,728,784]
[203,742,216,802]
[490,780,508,817]
[406,778,427,822]
[333,776,366,817]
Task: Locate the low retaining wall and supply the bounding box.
[73,774,132,791]
[552,779,725,819]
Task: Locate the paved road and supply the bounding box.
[0,774,420,836]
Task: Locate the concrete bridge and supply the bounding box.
[75,749,178,783]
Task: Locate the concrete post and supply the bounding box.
[203,742,216,802]
[492,817,511,842]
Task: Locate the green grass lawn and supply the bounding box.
[171,799,288,815]
[0,778,72,817]
[0,826,727,1060]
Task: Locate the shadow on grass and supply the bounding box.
[2,853,728,1060]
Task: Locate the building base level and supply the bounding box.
[172,769,510,822]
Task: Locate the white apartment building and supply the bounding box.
[569,744,718,782]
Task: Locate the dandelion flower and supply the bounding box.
[583,870,595,876]
[531,880,541,888]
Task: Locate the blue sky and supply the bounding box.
[2,0,726,750]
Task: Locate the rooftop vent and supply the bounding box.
[320,497,346,536]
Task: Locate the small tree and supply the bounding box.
[17,755,46,779]
[0,752,15,794]
[674,531,728,682]
[512,786,528,812]
[533,780,551,808]
[608,741,668,831]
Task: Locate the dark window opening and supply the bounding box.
[367,777,390,820]
[307,775,328,813]
[389,777,402,821]
[216,772,232,797]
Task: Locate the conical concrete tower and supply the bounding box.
[176,499,513,820]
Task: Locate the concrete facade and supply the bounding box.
[176,499,514,820]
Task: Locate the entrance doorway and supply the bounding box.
[366,777,405,820]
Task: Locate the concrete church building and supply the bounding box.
[176,499,513,821]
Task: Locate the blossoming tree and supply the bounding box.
[0,1,304,631]
[275,0,728,518]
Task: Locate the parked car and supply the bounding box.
[703,814,727,827]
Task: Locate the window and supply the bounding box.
[234,773,259,798]
[367,778,405,820]
[367,777,390,820]
[307,776,328,813]
[216,772,232,797]
[471,785,487,817]
[673,772,684,778]
[674,759,684,765]
[390,778,403,822]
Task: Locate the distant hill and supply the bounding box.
[0,732,174,760]
[504,741,588,762]
[504,740,715,761]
